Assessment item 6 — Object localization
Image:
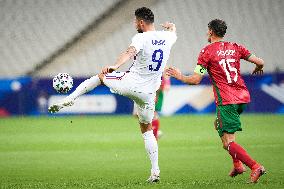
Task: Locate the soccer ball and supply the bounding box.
[52,73,73,93]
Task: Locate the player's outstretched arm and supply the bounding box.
[101,46,137,74]
[161,22,176,33]
[166,67,203,85]
[247,55,264,75]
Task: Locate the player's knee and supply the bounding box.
[137,105,154,126]
[222,141,229,150]
[139,122,152,133]
[138,116,152,127]
[138,112,153,133]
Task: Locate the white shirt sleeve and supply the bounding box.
[129,33,144,52]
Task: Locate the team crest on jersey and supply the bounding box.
[152,40,166,45]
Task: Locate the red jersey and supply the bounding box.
[197,41,251,105]
[160,76,171,91]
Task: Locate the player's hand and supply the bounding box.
[101,66,118,74]
[166,67,182,80]
[161,22,176,32]
[252,65,264,75]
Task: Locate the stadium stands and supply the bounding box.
[37,0,284,76]
[0,0,119,77]
[0,0,283,77]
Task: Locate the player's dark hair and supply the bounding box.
[135,7,154,23]
[208,19,227,37]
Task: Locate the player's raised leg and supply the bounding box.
[48,75,102,113]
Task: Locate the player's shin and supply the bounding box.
[142,130,160,175]
[228,141,257,169]
[66,75,101,101]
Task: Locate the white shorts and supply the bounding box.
[103,71,155,124]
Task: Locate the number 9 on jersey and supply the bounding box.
[149,49,163,71]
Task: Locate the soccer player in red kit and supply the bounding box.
[152,74,171,140]
[166,19,265,183]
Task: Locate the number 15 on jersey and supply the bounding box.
[219,58,238,83]
[149,49,163,71]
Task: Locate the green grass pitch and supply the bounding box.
[0,114,283,188]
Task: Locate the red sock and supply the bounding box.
[228,142,257,169]
[231,155,242,168]
[229,145,241,165]
[231,153,240,162]
[152,118,160,140]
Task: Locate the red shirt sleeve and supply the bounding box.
[238,44,251,60]
[197,47,210,69]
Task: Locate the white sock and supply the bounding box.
[66,75,101,101]
[142,130,160,175]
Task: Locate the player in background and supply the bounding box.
[166,19,265,183]
[152,74,171,139]
[48,7,177,182]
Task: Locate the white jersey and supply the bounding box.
[129,31,177,93]
[103,31,176,123]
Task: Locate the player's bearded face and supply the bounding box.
[137,25,143,33]
[134,18,143,33]
[207,29,212,43]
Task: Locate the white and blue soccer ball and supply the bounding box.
[52,73,73,93]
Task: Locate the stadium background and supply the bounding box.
[0,0,283,188]
[0,0,283,116]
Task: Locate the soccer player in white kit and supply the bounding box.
[48,7,177,182]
